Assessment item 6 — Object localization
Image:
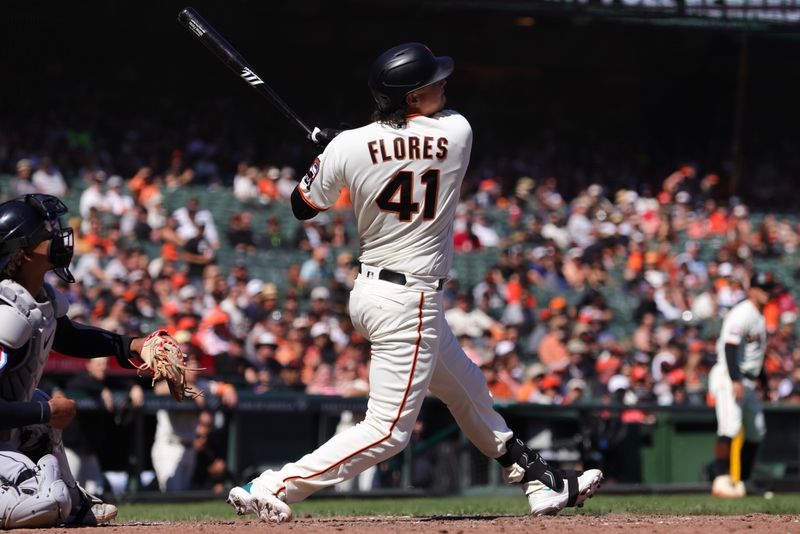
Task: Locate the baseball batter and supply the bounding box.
[709,272,773,498]
[0,194,191,527]
[228,43,602,523]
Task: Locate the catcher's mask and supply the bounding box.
[0,194,75,283]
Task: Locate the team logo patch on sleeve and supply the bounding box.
[301,158,321,190]
[0,346,7,370]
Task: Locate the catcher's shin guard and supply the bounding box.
[0,455,70,529]
[495,438,603,515]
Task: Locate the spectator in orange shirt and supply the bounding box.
[516,363,546,402]
[538,317,570,372]
[257,166,280,202]
[481,360,514,401]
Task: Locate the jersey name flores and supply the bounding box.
[297,110,472,278]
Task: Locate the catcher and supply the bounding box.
[0,194,194,528]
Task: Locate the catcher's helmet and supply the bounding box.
[750,271,777,292]
[368,42,454,113]
[0,194,75,283]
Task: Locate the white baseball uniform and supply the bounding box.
[251,110,514,503]
[709,298,767,441]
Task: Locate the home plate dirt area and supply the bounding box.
[15,514,800,534]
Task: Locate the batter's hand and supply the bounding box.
[48,397,77,429]
[732,380,744,401]
[309,127,343,147]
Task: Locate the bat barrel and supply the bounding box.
[177,7,313,136]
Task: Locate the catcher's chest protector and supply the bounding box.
[0,280,63,442]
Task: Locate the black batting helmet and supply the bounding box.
[750,271,777,293]
[368,43,454,113]
[0,194,75,283]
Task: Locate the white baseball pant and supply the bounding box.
[253,270,513,503]
[708,363,766,442]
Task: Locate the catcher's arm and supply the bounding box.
[54,315,144,369]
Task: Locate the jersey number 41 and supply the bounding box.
[376,170,439,222]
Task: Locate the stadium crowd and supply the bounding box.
[4,150,800,493]
[10,157,800,401]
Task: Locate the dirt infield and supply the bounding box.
[18,514,800,534]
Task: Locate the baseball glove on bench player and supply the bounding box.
[137,328,202,401]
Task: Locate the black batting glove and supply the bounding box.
[309,127,343,147]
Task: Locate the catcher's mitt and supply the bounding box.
[137,329,202,401]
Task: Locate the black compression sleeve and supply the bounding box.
[291,186,320,220]
[0,398,50,429]
[52,316,139,369]
[724,343,742,381]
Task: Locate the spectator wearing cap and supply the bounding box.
[563,378,588,405]
[633,311,656,354]
[329,216,352,248]
[196,307,231,357]
[537,316,570,372]
[32,155,67,195]
[294,219,327,252]
[226,211,256,253]
[306,363,339,395]
[214,337,253,385]
[472,211,500,248]
[233,161,259,203]
[565,337,593,380]
[255,165,280,202]
[276,166,297,200]
[494,340,523,395]
[629,365,655,404]
[567,197,595,250]
[308,321,336,365]
[309,286,331,320]
[445,292,502,339]
[174,197,220,248]
[472,267,507,316]
[516,363,546,403]
[336,360,369,397]
[79,171,110,220]
[178,284,203,317]
[251,331,281,379]
[11,159,37,196]
[276,327,306,367]
[105,174,135,218]
[273,359,306,392]
[258,216,286,250]
[182,219,215,282]
[537,374,563,405]
[71,242,109,288]
[250,282,280,323]
[219,280,249,339]
[480,360,514,401]
[299,246,332,288]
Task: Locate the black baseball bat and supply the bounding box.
[177,7,313,137]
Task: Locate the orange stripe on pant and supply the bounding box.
[275,292,426,495]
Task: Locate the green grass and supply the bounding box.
[117,494,800,522]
